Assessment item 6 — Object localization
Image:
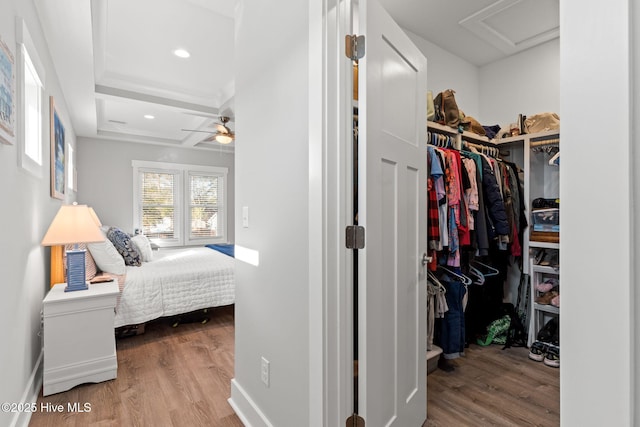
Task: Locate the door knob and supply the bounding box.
[421,253,432,266]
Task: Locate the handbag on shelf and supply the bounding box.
[434,89,460,127]
[524,112,560,134]
[427,90,435,122]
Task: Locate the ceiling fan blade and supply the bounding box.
[182,128,216,134]
[202,135,217,142]
[215,124,230,134]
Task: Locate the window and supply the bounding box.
[66,143,75,191]
[133,161,227,247]
[17,18,45,176]
[189,172,223,240]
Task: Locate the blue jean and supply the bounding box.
[440,278,467,359]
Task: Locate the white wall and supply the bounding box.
[405,30,480,118]
[229,0,315,425]
[560,0,634,424]
[479,39,560,126]
[76,137,235,242]
[0,1,78,426]
[404,28,559,129]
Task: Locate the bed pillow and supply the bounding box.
[131,234,153,262]
[64,243,98,280]
[106,227,142,267]
[87,235,126,275]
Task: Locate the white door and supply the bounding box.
[357,0,428,425]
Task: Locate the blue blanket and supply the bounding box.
[205,244,234,258]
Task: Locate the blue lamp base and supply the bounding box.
[65,249,88,292]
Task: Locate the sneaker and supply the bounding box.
[528,341,549,362]
[543,345,560,368]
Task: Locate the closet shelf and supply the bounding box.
[497,129,560,145]
[529,241,560,250]
[531,265,559,275]
[533,303,559,315]
[427,121,493,145]
[428,121,560,147]
[427,345,443,361]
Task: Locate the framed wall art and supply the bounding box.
[0,36,15,145]
[50,96,65,199]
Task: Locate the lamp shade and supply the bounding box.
[41,204,105,246]
[88,207,102,227]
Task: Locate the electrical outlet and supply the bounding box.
[261,356,270,387]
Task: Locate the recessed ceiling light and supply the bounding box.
[144,114,155,119]
[173,48,190,59]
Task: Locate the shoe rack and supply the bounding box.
[528,244,560,346]
[494,129,560,346]
[525,131,560,347]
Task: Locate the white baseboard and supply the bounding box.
[11,349,43,427]
[228,378,273,427]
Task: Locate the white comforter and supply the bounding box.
[114,247,235,327]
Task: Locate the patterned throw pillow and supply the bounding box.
[106,227,142,267]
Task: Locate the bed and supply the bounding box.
[84,226,235,328]
[112,247,235,328]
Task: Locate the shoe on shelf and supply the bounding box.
[537,318,559,343]
[534,249,546,265]
[535,281,554,293]
[551,294,560,307]
[539,249,559,267]
[536,290,559,305]
[543,345,560,368]
[528,341,549,362]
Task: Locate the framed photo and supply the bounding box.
[50,96,65,199]
[0,37,15,145]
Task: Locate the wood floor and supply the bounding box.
[30,306,559,426]
[30,305,243,427]
[426,345,560,426]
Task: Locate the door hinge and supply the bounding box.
[346,225,365,249]
[345,34,365,61]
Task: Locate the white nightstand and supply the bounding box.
[43,280,119,396]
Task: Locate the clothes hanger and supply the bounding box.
[469,266,485,285]
[437,265,473,286]
[470,260,500,277]
[427,271,446,292]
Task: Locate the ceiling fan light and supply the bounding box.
[215,134,233,144]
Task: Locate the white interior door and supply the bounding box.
[357,0,428,425]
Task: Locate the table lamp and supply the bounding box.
[41,203,105,292]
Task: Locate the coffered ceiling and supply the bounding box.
[34,0,558,152]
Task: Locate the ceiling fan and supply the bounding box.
[183,116,235,144]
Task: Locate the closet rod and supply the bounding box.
[427,129,499,148]
[530,138,560,148]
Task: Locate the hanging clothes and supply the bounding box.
[479,155,510,243]
[426,130,528,348]
[438,273,467,360]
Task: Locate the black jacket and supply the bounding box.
[480,156,510,239]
